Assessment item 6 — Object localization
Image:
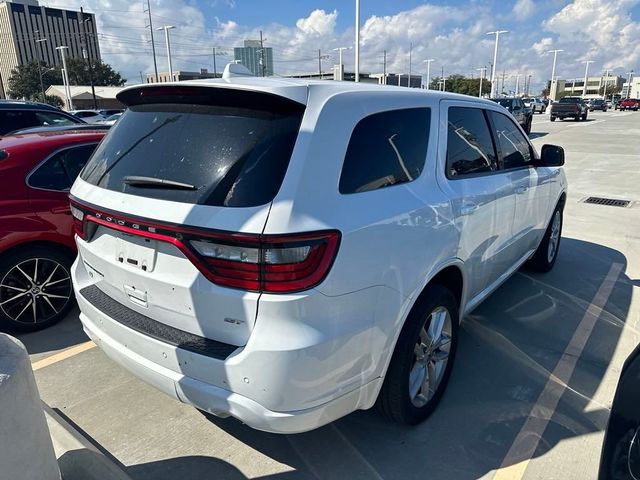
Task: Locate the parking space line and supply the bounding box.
[493,262,623,480]
[31,341,96,371]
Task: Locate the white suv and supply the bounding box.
[70,77,567,433]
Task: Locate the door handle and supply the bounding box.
[515,185,529,194]
[460,203,479,216]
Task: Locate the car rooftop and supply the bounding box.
[119,76,497,107]
[0,100,62,111]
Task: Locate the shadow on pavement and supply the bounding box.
[528,132,549,140]
[13,305,88,355]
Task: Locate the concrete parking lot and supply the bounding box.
[16,110,640,480]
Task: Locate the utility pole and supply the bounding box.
[79,8,97,109]
[527,74,532,95]
[408,42,412,88]
[501,69,506,94]
[582,60,594,96]
[383,50,387,84]
[441,66,445,91]
[259,30,266,77]
[145,0,159,82]
[34,30,47,102]
[55,45,72,109]
[477,67,486,97]
[514,73,522,95]
[625,70,634,98]
[486,30,508,97]
[603,69,610,101]
[318,49,322,77]
[547,49,563,100]
[213,47,217,77]
[424,59,434,89]
[355,0,360,82]
[157,26,175,81]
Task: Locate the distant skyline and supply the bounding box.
[41,0,640,92]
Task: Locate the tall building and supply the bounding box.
[553,74,624,99]
[0,1,100,98]
[234,40,273,77]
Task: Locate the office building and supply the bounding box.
[146,69,220,84]
[0,0,100,98]
[234,40,273,77]
[552,74,624,100]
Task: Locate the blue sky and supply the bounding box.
[46,0,640,93]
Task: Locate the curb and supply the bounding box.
[44,403,133,480]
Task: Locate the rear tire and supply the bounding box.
[582,113,588,121]
[0,246,75,332]
[526,206,563,273]
[524,118,532,134]
[377,285,459,425]
[550,116,556,122]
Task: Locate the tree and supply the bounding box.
[65,58,126,86]
[429,74,491,97]
[599,83,622,97]
[6,61,62,100]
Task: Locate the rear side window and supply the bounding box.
[35,111,79,127]
[446,107,497,178]
[339,108,430,194]
[81,103,304,207]
[488,111,532,170]
[0,110,37,134]
[29,143,98,191]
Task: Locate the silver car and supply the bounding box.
[523,97,546,114]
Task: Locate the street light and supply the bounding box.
[582,60,594,96]
[55,46,72,110]
[157,25,176,82]
[34,31,48,102]
[547,49,563,100]
[355,0,360,82]
[625,70,634,98]
[332,46,352,81]
[486,30,508,97]
[476,67,487,97]
[514,73,522,96]
[424,59,435,90]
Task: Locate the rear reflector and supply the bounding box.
[70,199,340,294]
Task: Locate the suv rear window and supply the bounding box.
[80,102,304,207]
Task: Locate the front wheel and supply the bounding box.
[524,118,532,134]
[0,246,75,332]
[377,285,459,425]
[526,207,563,273]
[582,113,588,121]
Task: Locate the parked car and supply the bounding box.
[606,100,613,109]
[95,113,122,126]
[70,79,567,433]
[619,98,640,111]
[599,342,640,479]
[550,97,589,121]
[0,101,85,135]
[590,99,608,112]
[523,98,546,114]
[0,130,106,331]
[489,97,533,133]
[8,124,111,135]
[69,110,106,124]
[98,109,123,117]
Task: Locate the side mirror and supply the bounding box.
[539,144,565,167]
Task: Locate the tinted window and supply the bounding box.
[493,99,514,109]
[0,110,37,134]
[81,103,303,207]
[339,108,430,194]
[35,111,79,127]
[489,111,532,170]
[30,143,98,191]
[559,97,581,104]
[446,107,497,178]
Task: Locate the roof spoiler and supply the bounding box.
[222,61,254,80]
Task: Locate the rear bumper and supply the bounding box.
[72,256,395,433]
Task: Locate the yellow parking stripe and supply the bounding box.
[32,341,96,371]
[493,262,623,480]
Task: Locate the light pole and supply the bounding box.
[547,49,563,100]
[355,0,360,82]
[424,59,435,89]
[602,69,611,101]
[625,70,634,98]
[55,46,72,110]
[408,42,412,88]
[34,31,47,102]
[157,26,176,82]
[514,73,522,95]
[487,30,508,98]
[477,67,487,97]
[333,46,352,81]
[582,60,594,96]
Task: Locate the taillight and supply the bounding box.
[69,198,340,294]
[188,232,340,293]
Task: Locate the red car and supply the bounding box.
[619,98,640,111]
[0,130,105,331]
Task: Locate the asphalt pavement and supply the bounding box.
[15,109,640,480]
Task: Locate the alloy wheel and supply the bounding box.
[0,258,72,324]
[547,211,561,263]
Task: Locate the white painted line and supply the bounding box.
[493,262,623,480]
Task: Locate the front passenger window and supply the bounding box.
[446,107,497,178]
[489,111,532,170]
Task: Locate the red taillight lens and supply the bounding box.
[189,232,340,293]
[70,203,85,239]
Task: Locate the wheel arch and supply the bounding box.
[0,240,76,263]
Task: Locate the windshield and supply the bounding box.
[80,103,304,207]
[493,99,514,109]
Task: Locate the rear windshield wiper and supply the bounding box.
[122,176,198,190]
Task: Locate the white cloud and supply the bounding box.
[513,0,536,21]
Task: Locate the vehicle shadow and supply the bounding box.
[528,132,548,140]
[13,305,89,355]
[170,237,632,480]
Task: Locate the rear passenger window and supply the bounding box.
[489,111,532,169]
[29,143,98,191]
[339,108,430,194]
[446,107,497,178]
[0,110,37,135]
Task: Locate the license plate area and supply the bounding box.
[114,232,158,272]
